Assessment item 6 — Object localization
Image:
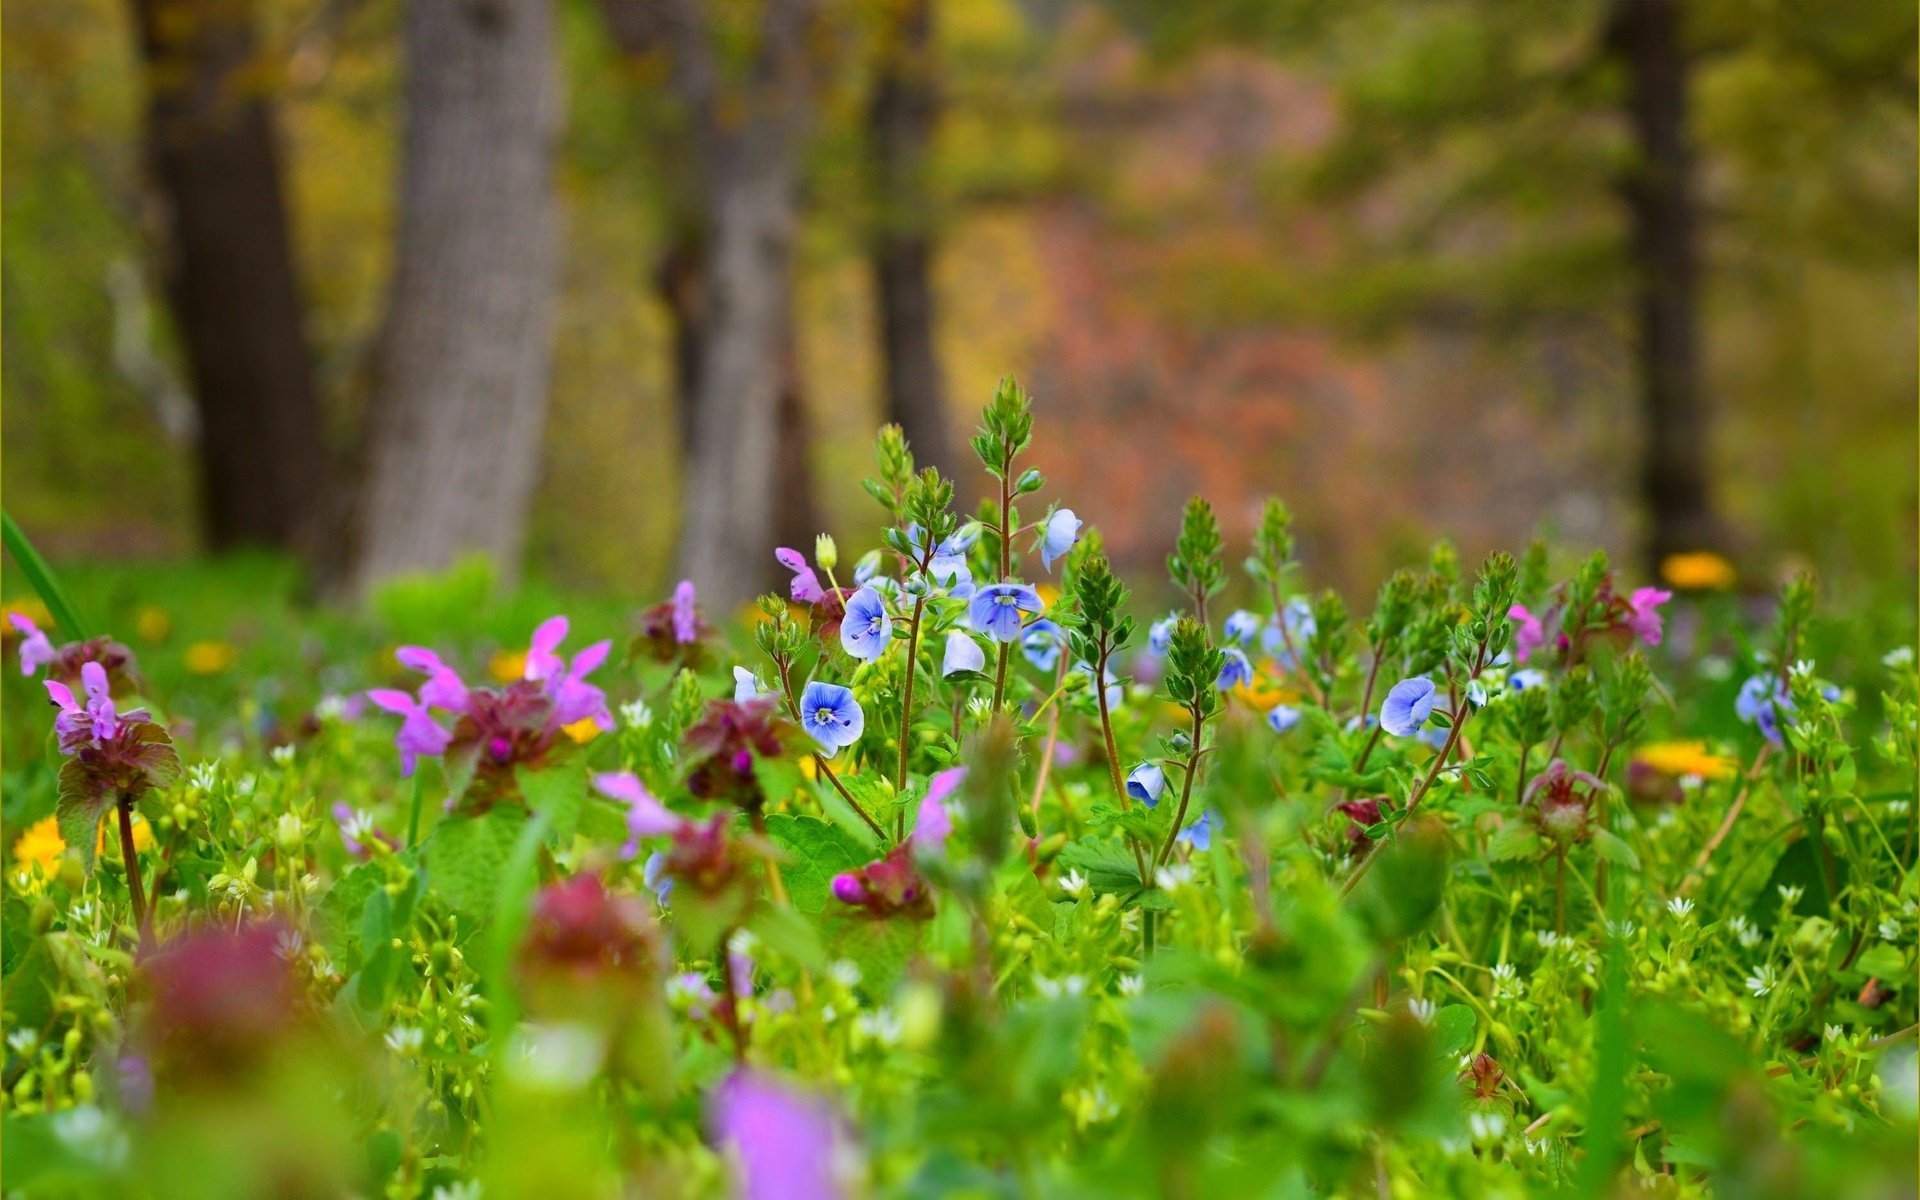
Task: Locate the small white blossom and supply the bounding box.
[188,762,220,791]
[1468,1112,1507,1141]
[270,745,296,766]
[7,1029,39,1055]
[1607,919,1637,939]
[1154,863,1194,892]
[829,960,862,989]
[1745,964,1779,997]
[1666,897,1694,921]
[1033,975,1087,1000]
[1879,919,1901,942]
[1884,646,1914,669]
[1777,884,1804,909]
[1059,869,1090,900]
[855,1008,903,1046]
[620,700,653,730]
[1824,1024,1847,1044]
[1116,974,1144,997]
[1408,998,1437,1025]
[431,1182,483,1200]
[385,1026,424,1056]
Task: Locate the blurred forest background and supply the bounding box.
[4,0,1915,615]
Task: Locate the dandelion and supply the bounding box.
[1633,740,1736,782]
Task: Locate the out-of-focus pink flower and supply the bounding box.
[710,1070,847,1200]
[1625,587,1672,647]
[776,548,825,604]
[1508,604,1544,663]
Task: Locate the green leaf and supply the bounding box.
[1431,1003,1476,1060]
[762,814,870,913]
[1,511,90,639]
[1485,822,1543,863]
[1590,828,1640,869]
[746,904,829,970]
[427,807,528,928]
[1056,839,1144,898]
[516,761,585,844]
[1853,943,1907,979]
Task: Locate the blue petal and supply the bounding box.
[1126,762,1166,807]
[1267,704,1301,734]
[1380,676,1437,737]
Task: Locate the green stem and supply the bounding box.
[1156,708,1206,869]
[896,593,929,797]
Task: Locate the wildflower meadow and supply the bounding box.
[2,381,1916,1199]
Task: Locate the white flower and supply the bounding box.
[1535,930,1561,949]
[7,1028,39,1055]
[1468,1112,1507,1141]
[1408,998,1437,1025]
[274,929,305,960]
[188,762,220,791]
[1059,869,1090,900]
[829,960,862,989]
[431,1183,484,1200]
[1824,1024,1847,1044]
[1883,646,1915,669]
[1777,885,1804,909]
[1789,659,1817,679]
[1033,975,1087,1000]
[1892,800,1913,817]
[855,1009,903,1046]
[1745,964,1779,997]
[385,1026,424,1055]
[1154,863,1194,892]
[1607,919,1637,939]
[1698,655,1733,681]
[620,700,653,730]
[1666,897,1694,921]
[1116,974,1144,997]
[271,745,296,766]
[1879,919,1901,942]
[234,774,257,798]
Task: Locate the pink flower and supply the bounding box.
[1508,604,1544,663]
[519,616,612,729]
[395,646,469,713]
[710,1070,846,1200]
[9,614,55,676]
[672,581,701,644]
[593,771,685,859]
[1625,587,1672,647]
[366,689,453,777]
[776,548,825,604]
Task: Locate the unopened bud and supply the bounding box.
[815,534,838,573]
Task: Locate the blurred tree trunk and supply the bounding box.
[869,0,960,482]
[1608,0,1718,577]
[129,0,326,555]
[345,0,562,595]
[600,0,820,608]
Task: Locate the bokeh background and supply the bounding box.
[4,0,1916,617]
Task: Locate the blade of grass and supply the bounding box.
[484,809,554,1076]
[2,511,91,640]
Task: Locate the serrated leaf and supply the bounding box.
[1590,828,1640,869]
[1432,1003,1476,1060]
[427,807,527,928]
[1056,840,1144,898]
[763,814,870,913]
[516,761,585,844]
[54,722,179,875]
[1486,823,1543,863]
[746,904,829,970]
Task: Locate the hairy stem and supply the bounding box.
[118,796,149,940]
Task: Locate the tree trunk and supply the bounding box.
[869,0,960,482]
[129,0,326,555]
[1608,0,1718,578]
[346,0,562,594]
[771,310,820,558]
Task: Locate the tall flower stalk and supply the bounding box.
[970,377,1039,713]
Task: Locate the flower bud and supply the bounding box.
[275,814,304,852]
[814,534,838,573]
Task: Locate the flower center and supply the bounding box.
[814,707,834,725]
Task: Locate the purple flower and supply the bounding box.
[1626,587,1672,647]
[968,583,1043,643]
[517,617,612,730]
[1177,811,1212,852]
[799,682,864,757]
[1508,604,1545,663]
[672,581,701,645]
[1216,648,1253,691]
[1380,676,1439,737]
[839,587,892,661]
[928,532,975,598]
[1268,704,1301,734]
[395,646,469,712]
[1126,762,1165,807]
[776,547,826,604]
[9,614,55,676]
[594,771,683,859]
[1223,610,1262,646]
[709,1070,846,1200]
[1736,673,1793,744]
[1020,619,1064,671]
[942,630,985,677]
[1038,508,1081,572]
[911,766,966,853]
[366,688,453,777]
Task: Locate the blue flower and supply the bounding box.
[1223,610,1262,646]
[1216,648,1253,691]
[1509,669,1547,691]
[1737,673,1793,744]
[733,666,770,703]
[1267,704,1301,734]
[1148,613,1178,656]
[1416,724,1450,751]
[1021,619,1065,671]
[1038,508,1082,572]
[1260,598,1317,660]
[840,587,892,660]
[1073,660,1122,708]
[942,630,985,677]
[1380,676,1439,737]
[969,582,1044,643]
[799,681,864,757]
[643,850,674,905]
[1126,762,1166,807]
[1176,811,1212,852]
[853,550,883,584]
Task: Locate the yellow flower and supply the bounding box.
[185,640,237,674]
[3,597,53,631]
[98,813,156,858]
[798,755,818,781]
[136,606,171,642]
[563,717,602,745]
[1231,660,1296,712]
[489,650,527,683]
[1633,740,1736,782]
[1660,551,1736,592]
[1035,584,1062,611]
[13,816,66,875]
